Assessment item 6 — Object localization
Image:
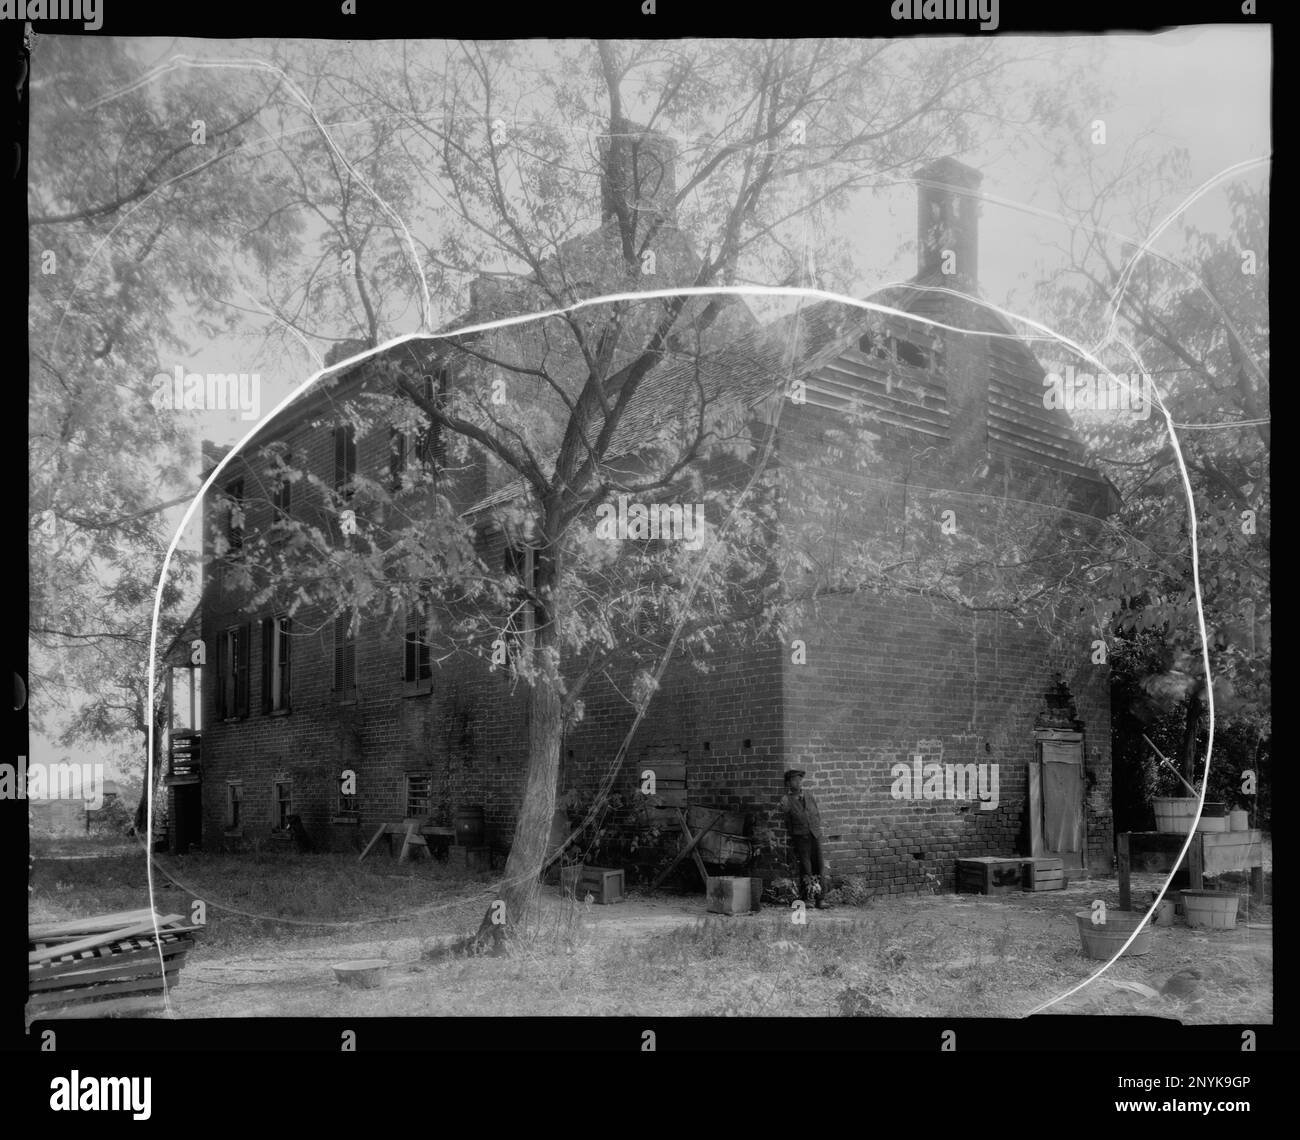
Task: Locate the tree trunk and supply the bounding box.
[475,673,563,950]
[474,539,565,951]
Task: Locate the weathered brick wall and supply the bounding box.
[780,588,1111,893]
[767,313,1114,894]
[199,298,1113,888]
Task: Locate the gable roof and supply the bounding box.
[463,271,1117,518]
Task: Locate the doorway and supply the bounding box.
[171,783,202,854]
[1028,730,1086,879]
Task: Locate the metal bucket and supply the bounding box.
[1075,909,1153,959]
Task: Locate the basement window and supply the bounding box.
[226,781,243,830]
[273,780,292,830]
[406,773,432,819]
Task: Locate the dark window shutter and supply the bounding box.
[334,614,355,693]
[334,426,345,489]
[216,632,228,719]
[333,615,346,691]
[404,628,417,684]
[236,624,251,717]
[261,619,272,714]
[280,617,291,712]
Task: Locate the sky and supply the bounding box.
[169,28,1269,445]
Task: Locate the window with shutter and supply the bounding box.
[262,615,291,713]
[236,623,251,717]
[333,612,357,700]
[225,479,245,553]
[271,455,292,520]
[403,609,432,694]
[273,780,292,830]
[218,625,250,720]
[226,782,243,830]
[215,630,228,719]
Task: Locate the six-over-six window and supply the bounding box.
[262,615,291,713]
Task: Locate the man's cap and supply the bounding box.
[783,768,807,781]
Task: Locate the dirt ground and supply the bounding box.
[160,874,1273,1020]
[29,842,1272,1021]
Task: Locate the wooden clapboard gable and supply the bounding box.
[804,337,951,439]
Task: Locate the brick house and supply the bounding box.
[192,146,1119,891]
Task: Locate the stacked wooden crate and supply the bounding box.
[706,876,764,915]
[561,865,625,904]
[956,857,1027,896]
[1022,857,1066,891]
[28,909,200,1016]
[446,844,491,872]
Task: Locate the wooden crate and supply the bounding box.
[1023,857,1065,891]
[697,831,752,866]
[957,857,1026,895]
[447,845,491,872]
[563,866,624,904]
[706,876,756,915]
[686,806,748,836]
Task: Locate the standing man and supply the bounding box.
[781,768,831,909]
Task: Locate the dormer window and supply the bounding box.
[225,479,245,554]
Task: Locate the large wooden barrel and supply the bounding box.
[454,806,485,847]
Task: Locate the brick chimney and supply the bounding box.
[914,157,982,291]
[599,117,677,226]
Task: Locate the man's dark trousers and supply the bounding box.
[792,833,829,903]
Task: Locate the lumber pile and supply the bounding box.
[28,909,200,1015]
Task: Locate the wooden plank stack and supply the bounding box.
[28,909,200,1016]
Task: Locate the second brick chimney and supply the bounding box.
[914,157,983,292]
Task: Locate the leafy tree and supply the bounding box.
[212,37,1098,940]
[29,38,298,819]
[1035,143,1269,800]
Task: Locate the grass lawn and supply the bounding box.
[28,839,1272,1021]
